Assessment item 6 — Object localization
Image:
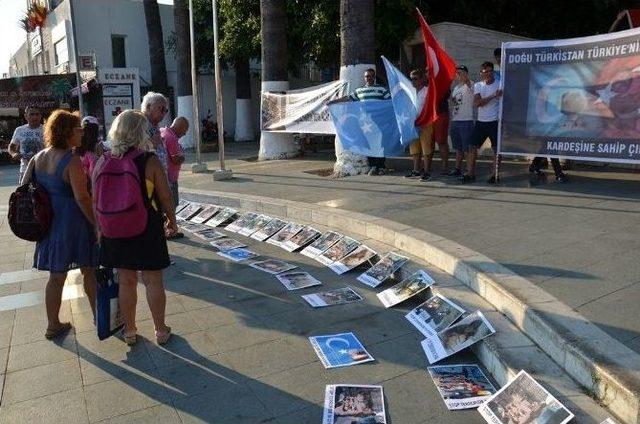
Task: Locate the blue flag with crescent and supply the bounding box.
[381,55,419,145]
[328,100,404,157]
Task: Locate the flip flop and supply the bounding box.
[44,322,72,340]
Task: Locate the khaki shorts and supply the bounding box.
[409,124,434,156]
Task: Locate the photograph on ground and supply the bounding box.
[377,269,434,308]
[176,202,203,221]
[216,248,259,262]
[179,221,207,233]
[224,212,252,233]
[249,259,298,275]
[227,212,260,233]
[301,231,343,258]
[427,364,496,410]
[193,228,226,242]
[323,384,386,424]
[176,199,190,213]
[267,222,305,246]
[209,238,247,251]
[309,332,374,369]
[421,311,495,363]
[206,207,238,227]
[302,287,363,308]
[357,252,408,287]
[330,245,377,274]
[238,214,273,236]
[190,204,220,224]
[282,226,321,252]
[317,236,360,266]
[478,370,574,424]
[405,294,465,337]
[276,271,323,290]
[251,218,287,241]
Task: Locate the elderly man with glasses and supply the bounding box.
[142,91,170,177]
[9,106,44,183]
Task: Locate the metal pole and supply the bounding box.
[211,0,232,179]
[189,0,207,172]
[68,0,84,116]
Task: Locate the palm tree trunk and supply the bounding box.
[143,0,169,89]
[234,57,254,141]
[258,0,296,160]
[173,0,195,147]
[333,0,376,176]
[38,27,46,74]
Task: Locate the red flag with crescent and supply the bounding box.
[415,9,457,126]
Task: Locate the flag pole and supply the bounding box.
[68,0,84,117]
[211,0,232,180]
[189,0,207,173]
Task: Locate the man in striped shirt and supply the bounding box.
[333,68,391,175]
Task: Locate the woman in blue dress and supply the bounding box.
[22,110,98,339]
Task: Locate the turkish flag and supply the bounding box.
[415,9,457,126]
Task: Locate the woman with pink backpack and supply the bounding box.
[92,109,177,345]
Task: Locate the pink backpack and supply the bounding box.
[93,149,148,238]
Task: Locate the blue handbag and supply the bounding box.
[95,267,124,340]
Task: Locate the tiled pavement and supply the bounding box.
[0,177,488,423]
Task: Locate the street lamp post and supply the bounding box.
[189,0,207,173]
[68,0,85,117]
[211,0,232,180]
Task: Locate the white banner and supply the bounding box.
[261,80,347,134]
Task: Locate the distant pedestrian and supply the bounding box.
[405,69,433,180]
[494,47,502,81]
[77,116,103,179]
[22,110,97,340]
[141,91,170,177]
[467,62,502,183]
[449,65,476,181]
[161,117,188,239]
[349,68,391,175]
[529,157,568,182]
[9,106,44,182]
[93,110,176,346]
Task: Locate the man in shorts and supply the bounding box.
[467,62,502,183]
[449,65,476,180]
[426,89,451,179]
[405,69,433,180]
[9,106,44,183]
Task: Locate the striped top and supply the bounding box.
[349,84,391,101]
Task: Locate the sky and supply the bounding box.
[0,0,174,78]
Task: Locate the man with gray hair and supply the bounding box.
[141,91,170,177]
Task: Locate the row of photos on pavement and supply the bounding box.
[175,200,616,424]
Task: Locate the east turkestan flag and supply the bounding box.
[381,55,420,146]
[415,8,457,127]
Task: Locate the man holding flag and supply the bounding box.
[414,9,457,178]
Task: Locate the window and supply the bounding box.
[111,35,126,68]
[54,39,68,66]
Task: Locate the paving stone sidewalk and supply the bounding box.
[179,143,640,356]
[0,165,494,423]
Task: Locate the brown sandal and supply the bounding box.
[44,322,72,340]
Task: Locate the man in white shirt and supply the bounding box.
[405,69,433,179]
[449,65,476,181]
[9,106,44,183]
[467,61,502,183]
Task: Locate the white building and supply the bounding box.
[10,0,178,90]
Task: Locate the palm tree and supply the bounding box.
[234,56,254,141]
[143,0,169,89]
[172,0,195,147]
[258,0,296,160]
[20,0,48,75]
[333,0,376,176]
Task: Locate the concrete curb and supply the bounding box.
[182,188,640,424]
